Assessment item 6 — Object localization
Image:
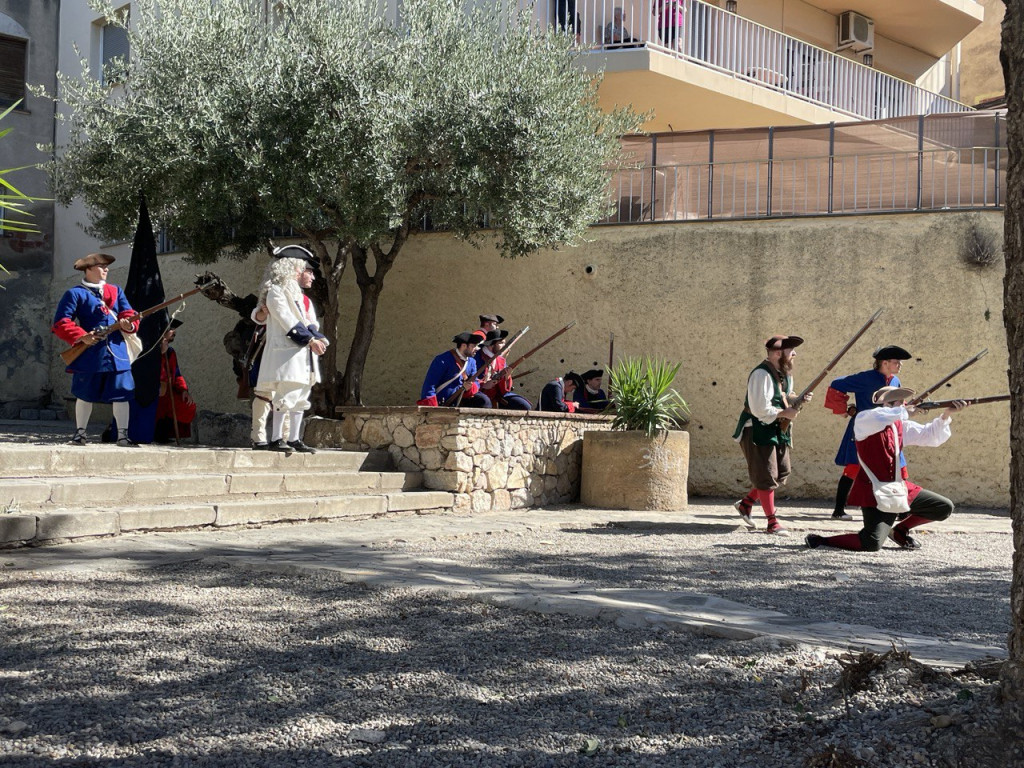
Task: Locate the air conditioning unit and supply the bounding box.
[837,11,874,53]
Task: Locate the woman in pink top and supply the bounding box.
[654,0,685,50]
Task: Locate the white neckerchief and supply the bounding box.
[586,384,600,395]
[454,349,467,362]
[482,347,495,359]
[82,279,106,290]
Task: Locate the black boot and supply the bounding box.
[832,475,854,520]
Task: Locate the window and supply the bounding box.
[0,35,26,109]
[101,19,129,85]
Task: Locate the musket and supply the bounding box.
[914,394,1010,410]
[59,283,214,366]
[608,332,615,369]
[510,367,538,381]
[505,320,577,373]
[907,349,989,406]
[777,308,883,433]
[443,327,530,407]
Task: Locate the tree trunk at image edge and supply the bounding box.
[1001,0,1024,730]
[340,281,382,406]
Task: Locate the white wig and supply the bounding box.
[258,256,305,305]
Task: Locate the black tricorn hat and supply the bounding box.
[482,329,509,346]
[873,345,912,361]
[452,331,483,346]
[479,314,504,325]
[273,244,320,270]
[564,371,584,389]
[765,335,804,350]
[582,369,604,381]
[169,318,184,330]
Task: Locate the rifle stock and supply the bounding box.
[907,349,989,405]
[777,308,883,432]
[914,394,1009,410]
[59,283,212,367]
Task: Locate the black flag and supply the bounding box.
[123,195,168,408]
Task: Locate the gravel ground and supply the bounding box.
[0,555,1017,768]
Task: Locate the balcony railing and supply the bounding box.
[537,0,971,120]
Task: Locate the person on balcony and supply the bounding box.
[823,345,912,521]
[805,387,967,552]
[604,7,637,46]
[555,0,582,45]
[732,335,813,537]
[654,0,684,51]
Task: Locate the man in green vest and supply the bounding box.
[732,335,812,536]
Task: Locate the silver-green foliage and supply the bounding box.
[609,357,690,437]
[48,0,642,262]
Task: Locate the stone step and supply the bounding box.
[0,490,456,547]
[1,469,423,510]
[0,445,389,478]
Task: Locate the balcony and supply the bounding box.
[535,0,973,132]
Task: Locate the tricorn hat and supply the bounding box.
[73,252,116,271]
[765,335,804,350]
[564,371,584,389]
[169,318,184,330]
[452,331,484,346]
[582,369,604,381]
[273,244,320,270]
[873,345,912,361]
[872,386,916,405]
[479,314,504,325]
[482,329,509,346]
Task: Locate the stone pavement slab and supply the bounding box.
[0,504,1008,670]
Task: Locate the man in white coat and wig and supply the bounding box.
[252,245,328,453]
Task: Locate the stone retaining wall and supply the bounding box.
[309,407,614,512]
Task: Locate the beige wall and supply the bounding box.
[73,211,1010,508]
[959,0,1003,106]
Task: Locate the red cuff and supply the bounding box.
[824,387,850,415]
[417,396,438,407]
[52,318,86,344]
[467,383,480,396]
[117,311,140,334]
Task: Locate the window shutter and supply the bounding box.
[0,36,26,108]
[102,23,129,83]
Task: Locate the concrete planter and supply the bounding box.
[581,430,689,511]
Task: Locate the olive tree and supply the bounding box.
[48,0,641,409]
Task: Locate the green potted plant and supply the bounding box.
[581,357,690,510]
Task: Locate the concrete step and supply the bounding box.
[0,444,389,478]
[1,469,424,510]
[0,489,456,547]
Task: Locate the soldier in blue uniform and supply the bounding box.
[823,345,911,520]
[51,253,141,446]
[540,372,583,413]
[574,369,609,412]
[419,332,491,408]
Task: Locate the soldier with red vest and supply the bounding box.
[806,386,967,551]
[474,330,532,410]
[52,253,141,447]
[732,335,813,537]
[419,332,491,408]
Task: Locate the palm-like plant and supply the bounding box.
[608,357,690,437]
[0,101,43,287]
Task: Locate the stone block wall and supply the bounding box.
[311,407,613,513]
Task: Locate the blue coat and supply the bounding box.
[421,350,478,405]
[829,369,905,467]
[52,284,135,374]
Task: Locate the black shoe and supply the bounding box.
[888,527,921,550]
[117,437,140,448]
[252,442,269,451]
[805,534,825,549]
[831,511,853,521]
[287,440,317,454]
[69,429,88,446]
[268,439,294,454]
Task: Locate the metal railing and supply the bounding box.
[537,0,971,120]
[602,146,1004,223]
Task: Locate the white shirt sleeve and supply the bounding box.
[747,368,782,423]
[854,405,905,440]
[902,414,952,448]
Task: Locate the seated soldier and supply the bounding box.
[574,369,610,412]
[419,332,491,408]
[154,319,198,442]
[475,330,532,410]
[540,371,584,413]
